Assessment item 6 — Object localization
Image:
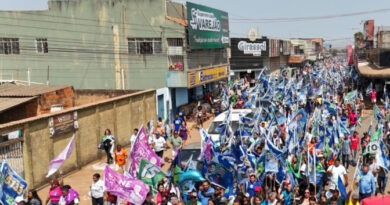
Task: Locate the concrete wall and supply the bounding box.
[0,89,156,189]
[0,0,185,89]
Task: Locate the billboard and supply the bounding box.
[364,20,374,41]
[187,2,229,49]
[187,66,228,88]
[231,38,269,57]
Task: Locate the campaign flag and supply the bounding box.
[138,159,166,191]
[129,126,163,176]
[344,90,357,104]
[366,82,373,96]
[46,134,75,177]
[0,159,27,205]
[105,166,149,205]
[338,176,348,200]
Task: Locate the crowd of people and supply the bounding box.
[19,59,390,205]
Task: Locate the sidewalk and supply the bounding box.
[37,117,214,204]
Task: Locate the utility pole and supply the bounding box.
[27,68,31,86]
[112,25,122,90]
[46,65,50,85]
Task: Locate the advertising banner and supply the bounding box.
[187,2,229,49]
[231,38,269,57]
[187,66,228,88]
[49,112,78,137]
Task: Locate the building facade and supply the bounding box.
[0,0,185,90]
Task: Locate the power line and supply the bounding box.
[230,8,390,23]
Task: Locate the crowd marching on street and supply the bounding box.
[9,57,390,205]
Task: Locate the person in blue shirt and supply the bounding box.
[198,181,215,205]
[247,174,260,198]
[359,164,376,201]
[172,113,183,133]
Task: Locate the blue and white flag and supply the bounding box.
[0,159,27,205]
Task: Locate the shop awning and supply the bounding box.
[357,62,390,79]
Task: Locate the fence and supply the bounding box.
[0,138,24,177]
[0,89,156,189]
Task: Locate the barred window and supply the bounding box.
[36,38,48,53]
[0,38,19,54]
[128,38,162,54]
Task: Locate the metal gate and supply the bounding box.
[0,139,24,177]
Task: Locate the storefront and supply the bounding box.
[230,38,269,80]
[188,65,228,99]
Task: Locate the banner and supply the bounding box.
[105,166,149,205]
[0,160,27,205]
[138,159,166,190]
[129,126,163,176]
[46,134,75,177]
[49,112,78,137]
[186,2,229,49]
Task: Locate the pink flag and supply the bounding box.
[104,166,149,205]
[128,126,162,176]
[46,134,75,177]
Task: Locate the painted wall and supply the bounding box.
[0,89,156,189]
[0,0,185,89]
[156,87,171,120]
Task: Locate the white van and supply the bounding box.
[206,109,253,145]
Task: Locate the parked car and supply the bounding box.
[206,109,253,146]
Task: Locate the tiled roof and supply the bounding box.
[0,97,36,113]
[0,85,70,97]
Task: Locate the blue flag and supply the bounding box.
[338,176,347,200]
[0,159,27,205]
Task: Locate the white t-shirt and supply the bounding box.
[59,196,79,205]
[130,134,137,145]
[149,136,166,152]
[369,162,379,176]
[327,165,346,185]
[90,180,104,198]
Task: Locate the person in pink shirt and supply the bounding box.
[370,89,377,104]
[45,179,62,205]
[350,131,360,161]
[348,110,358,128]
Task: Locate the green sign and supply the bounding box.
[186,2,229,49]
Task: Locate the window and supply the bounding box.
[0,38,19,54]
[127,38,162,54]
[167,38,183,47]
[169,55,184,71]
[36,38,48,53]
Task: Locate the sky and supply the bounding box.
[2,0,390,48]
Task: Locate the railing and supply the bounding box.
[0,138,24,177]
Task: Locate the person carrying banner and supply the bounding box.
[45,179,63,205]
[58,185,80,205]
[99,129,115,164]
[327,159,348,188]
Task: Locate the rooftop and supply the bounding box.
[0,85,70,97]
[0,97,36,113]
[357,62,390,79]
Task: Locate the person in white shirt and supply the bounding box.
[327,159,348,187]
[130,128,139,148]
[89,173,104,205]
[149,132,167,157]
